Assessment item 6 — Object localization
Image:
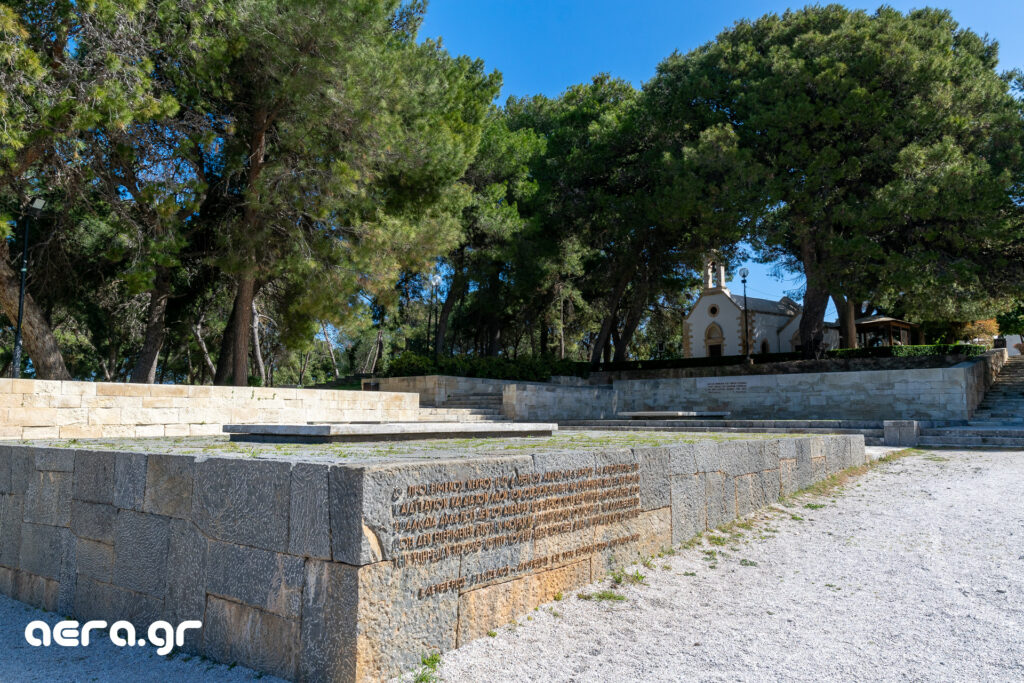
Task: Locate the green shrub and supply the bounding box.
[383,344,986,380]
[384,352,589,381]
[826,344,985,359]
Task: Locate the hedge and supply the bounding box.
[383,344,987,380]
[385,352,588,382]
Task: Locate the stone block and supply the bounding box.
[0,494,23,567]
[163,519,207,650]
[112,510,170,598]
[0,566,11,596]
[70,500,117,543]
[58,527,77,614]
[637,448,670,511]
[24,470,71,527]
[352,559,461,682]
[9,449,32,494]
[300,560,358,683]
[289,463,330,559]
[77,538,114,582]
[19,522,62,579]
[668,443,699,476]
[143,453,194,519]
[734,471,777,518]
[884,420,919,447]
[193,458,290,552]
[74,576,163,630]
[206,540,304,619]
[202,595,300,681]
[58,425,105,439]
[671,473,705,544]
[113,452,147,511]
[0,447,10,494]
[33,447,75,472]
[705,471,735,530]
[73,450,115,504]
[457,560,590,645]
[12,569,58,611]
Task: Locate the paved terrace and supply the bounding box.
[28,430,805,463]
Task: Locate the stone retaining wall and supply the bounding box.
[615,350,1007,421]
[0,379,418,439]
[0,434,864,681]
[502,383,618,421]
[365,375,515,407]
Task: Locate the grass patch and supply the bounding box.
[804,503,825,510]
[413,653,441,683]
[706,534,728,546]
[578,590,627,602]
[784,447,922,503]
[739,558,758,567]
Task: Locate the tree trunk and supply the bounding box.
[231,278,257,386]
[130,268,172,383]
[590,268,632,365]
[559,296,565,359]
[613,289,647,362]
[251,300,265,386]
[214,300,237,386]
[435,269,465,357]
[831,293,858,349]
[539,316,549,358]
[192,317,217,381]
[0,242,70,380]
[322,322,340,379]
[797,238,830,359]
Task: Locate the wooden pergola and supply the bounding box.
[855,316,920,348]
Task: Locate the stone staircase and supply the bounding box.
[918,355,1024,448]
[417,392,508,423]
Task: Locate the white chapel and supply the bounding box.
[682,261,838,358]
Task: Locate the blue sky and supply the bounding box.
[420,1,1024,315]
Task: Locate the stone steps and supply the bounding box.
[918,434,1024,447]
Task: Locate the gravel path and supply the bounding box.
[428,448,1024,682]
[0,597,283,682]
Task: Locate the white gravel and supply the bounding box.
[0,598,283,682]
[429,448,1024,682]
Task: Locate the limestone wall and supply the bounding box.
[502,383,618,421]
[367,375,517,406]
[0,434,864,681]
[0,379,419,440]
[615,351,1006,421]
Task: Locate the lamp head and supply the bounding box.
[739,267,749,280]
[28,198,45,216]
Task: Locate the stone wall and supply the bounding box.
[501,383,618,421]
[366,375,515,407]
[0,434,864,681]
[0,379,419,440]
[615,350,1007,421]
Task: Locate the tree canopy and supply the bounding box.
[0,2,1021,383]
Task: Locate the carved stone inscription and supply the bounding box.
[391,464,642,595]
[699,380,749,393]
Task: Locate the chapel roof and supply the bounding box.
[727,293,801,317]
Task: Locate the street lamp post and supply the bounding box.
[12,198,44,378]
[739,267,750,361]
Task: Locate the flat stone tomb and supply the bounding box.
[223,421,558,443]
[0,432,865,682]
[618,411,730,419]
